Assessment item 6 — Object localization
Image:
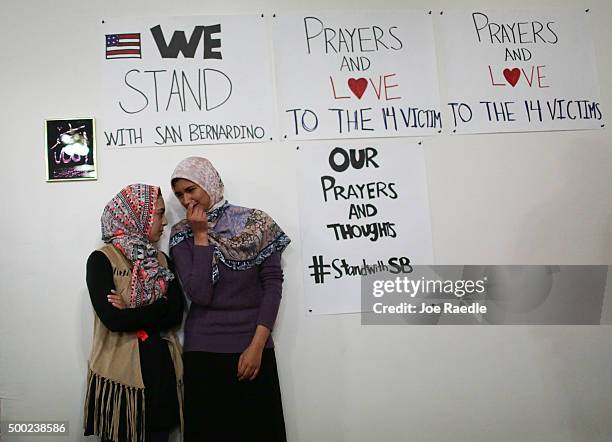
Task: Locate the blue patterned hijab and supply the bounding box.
[169,157,290,282]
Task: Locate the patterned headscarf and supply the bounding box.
[169,157,290,282]
[101,184,174,307]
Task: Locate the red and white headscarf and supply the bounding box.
[101,184,174,307]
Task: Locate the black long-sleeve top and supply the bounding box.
[85,250,184,432]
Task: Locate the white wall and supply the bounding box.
[0,0,610,441]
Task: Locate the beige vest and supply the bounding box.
[84,244,183,442]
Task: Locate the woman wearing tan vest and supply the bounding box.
[83,184,184,442]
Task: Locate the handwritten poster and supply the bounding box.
[437,9,604,134]
[273,12,442,141]
[296,141,434,314]
[100,15,276,147]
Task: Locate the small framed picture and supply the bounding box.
[45,118,97,182]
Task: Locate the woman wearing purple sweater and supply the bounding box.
[169,157,290,442]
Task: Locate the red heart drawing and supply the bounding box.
[348,78,368,99]
[503,68,520,87]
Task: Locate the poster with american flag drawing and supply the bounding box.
[100,14,276,148]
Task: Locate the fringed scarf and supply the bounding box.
[168,157,290,283]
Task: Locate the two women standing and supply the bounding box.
[84,157,290,442]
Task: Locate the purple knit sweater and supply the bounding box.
[170,238,283,353]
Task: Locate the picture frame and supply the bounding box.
[45,118,97,182]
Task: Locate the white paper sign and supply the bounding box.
[437,9,604,134]
[100,15,276,147]
[297,141,434,314]
[273,12,442,141]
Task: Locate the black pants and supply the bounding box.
[184,349,287,442]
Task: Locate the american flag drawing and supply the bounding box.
[105,33,141,59]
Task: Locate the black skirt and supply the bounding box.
[183,349,286,442]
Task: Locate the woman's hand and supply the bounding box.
[237,344,263,381]
[237,325,271,381]
[107,290,127,309]
[187,201,209,245]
